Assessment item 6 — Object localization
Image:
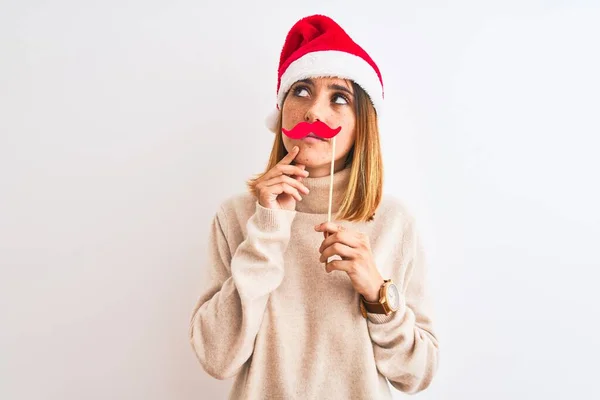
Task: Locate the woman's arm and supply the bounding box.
[188,201,296,380]
[366,216,440,394]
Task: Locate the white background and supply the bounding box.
[1,1,599,399]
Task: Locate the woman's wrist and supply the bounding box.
[363,278,385,302]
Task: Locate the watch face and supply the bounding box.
[386,283,401,311]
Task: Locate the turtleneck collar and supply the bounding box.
[296,166,351,214]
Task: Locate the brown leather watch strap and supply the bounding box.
[360,295,387,314]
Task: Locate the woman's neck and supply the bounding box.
[303,157,349,178]
[295,166,351,214]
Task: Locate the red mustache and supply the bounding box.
[282,120,342,140]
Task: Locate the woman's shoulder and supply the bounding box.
[377,193,418,225]
[213,191,258,224]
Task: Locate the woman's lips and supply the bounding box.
[302,134,327,142]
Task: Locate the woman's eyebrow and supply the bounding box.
[293,79,354,97]
[329,84,354,97]
[296,78,314,86]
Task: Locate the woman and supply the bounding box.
[189,14,439,399]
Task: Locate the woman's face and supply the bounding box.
[281,77,356,177]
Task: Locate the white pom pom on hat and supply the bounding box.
[266,14,384,133]
[265,104,281,133]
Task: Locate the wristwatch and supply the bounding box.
[359,279,400,318]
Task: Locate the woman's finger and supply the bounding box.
[279,145,300,165]
[319,242,355,263]
[261,163,309,183]
[325,259,354,274]
[269,182,302,202]
[256,145,301,183]
[315,221,345,234]
[316,222,346,239]
[318,230,361,253]
[264,174,310,195]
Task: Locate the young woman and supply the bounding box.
[189,14,439,399]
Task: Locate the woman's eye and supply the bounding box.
[333,94,348,105]
[294,87,309,97]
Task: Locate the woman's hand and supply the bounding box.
[254,146,310,211]
[315,222,384,302]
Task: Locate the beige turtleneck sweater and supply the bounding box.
[189,166,439,399]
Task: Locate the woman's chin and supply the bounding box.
[295,147,329,165]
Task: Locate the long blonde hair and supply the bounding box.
[247,82,383,223]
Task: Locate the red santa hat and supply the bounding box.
[265,14,384,133]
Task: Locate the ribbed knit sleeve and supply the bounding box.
[188,201,296,380]
[365,215,440,394]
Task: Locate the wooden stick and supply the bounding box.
[327,135,336,224]
[324,136,337,264]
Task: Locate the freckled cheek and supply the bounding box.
[282,103,307,126]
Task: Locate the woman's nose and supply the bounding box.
[304,99,328,122]
[304,109,319,122]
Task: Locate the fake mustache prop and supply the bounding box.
[282,120,342,140]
